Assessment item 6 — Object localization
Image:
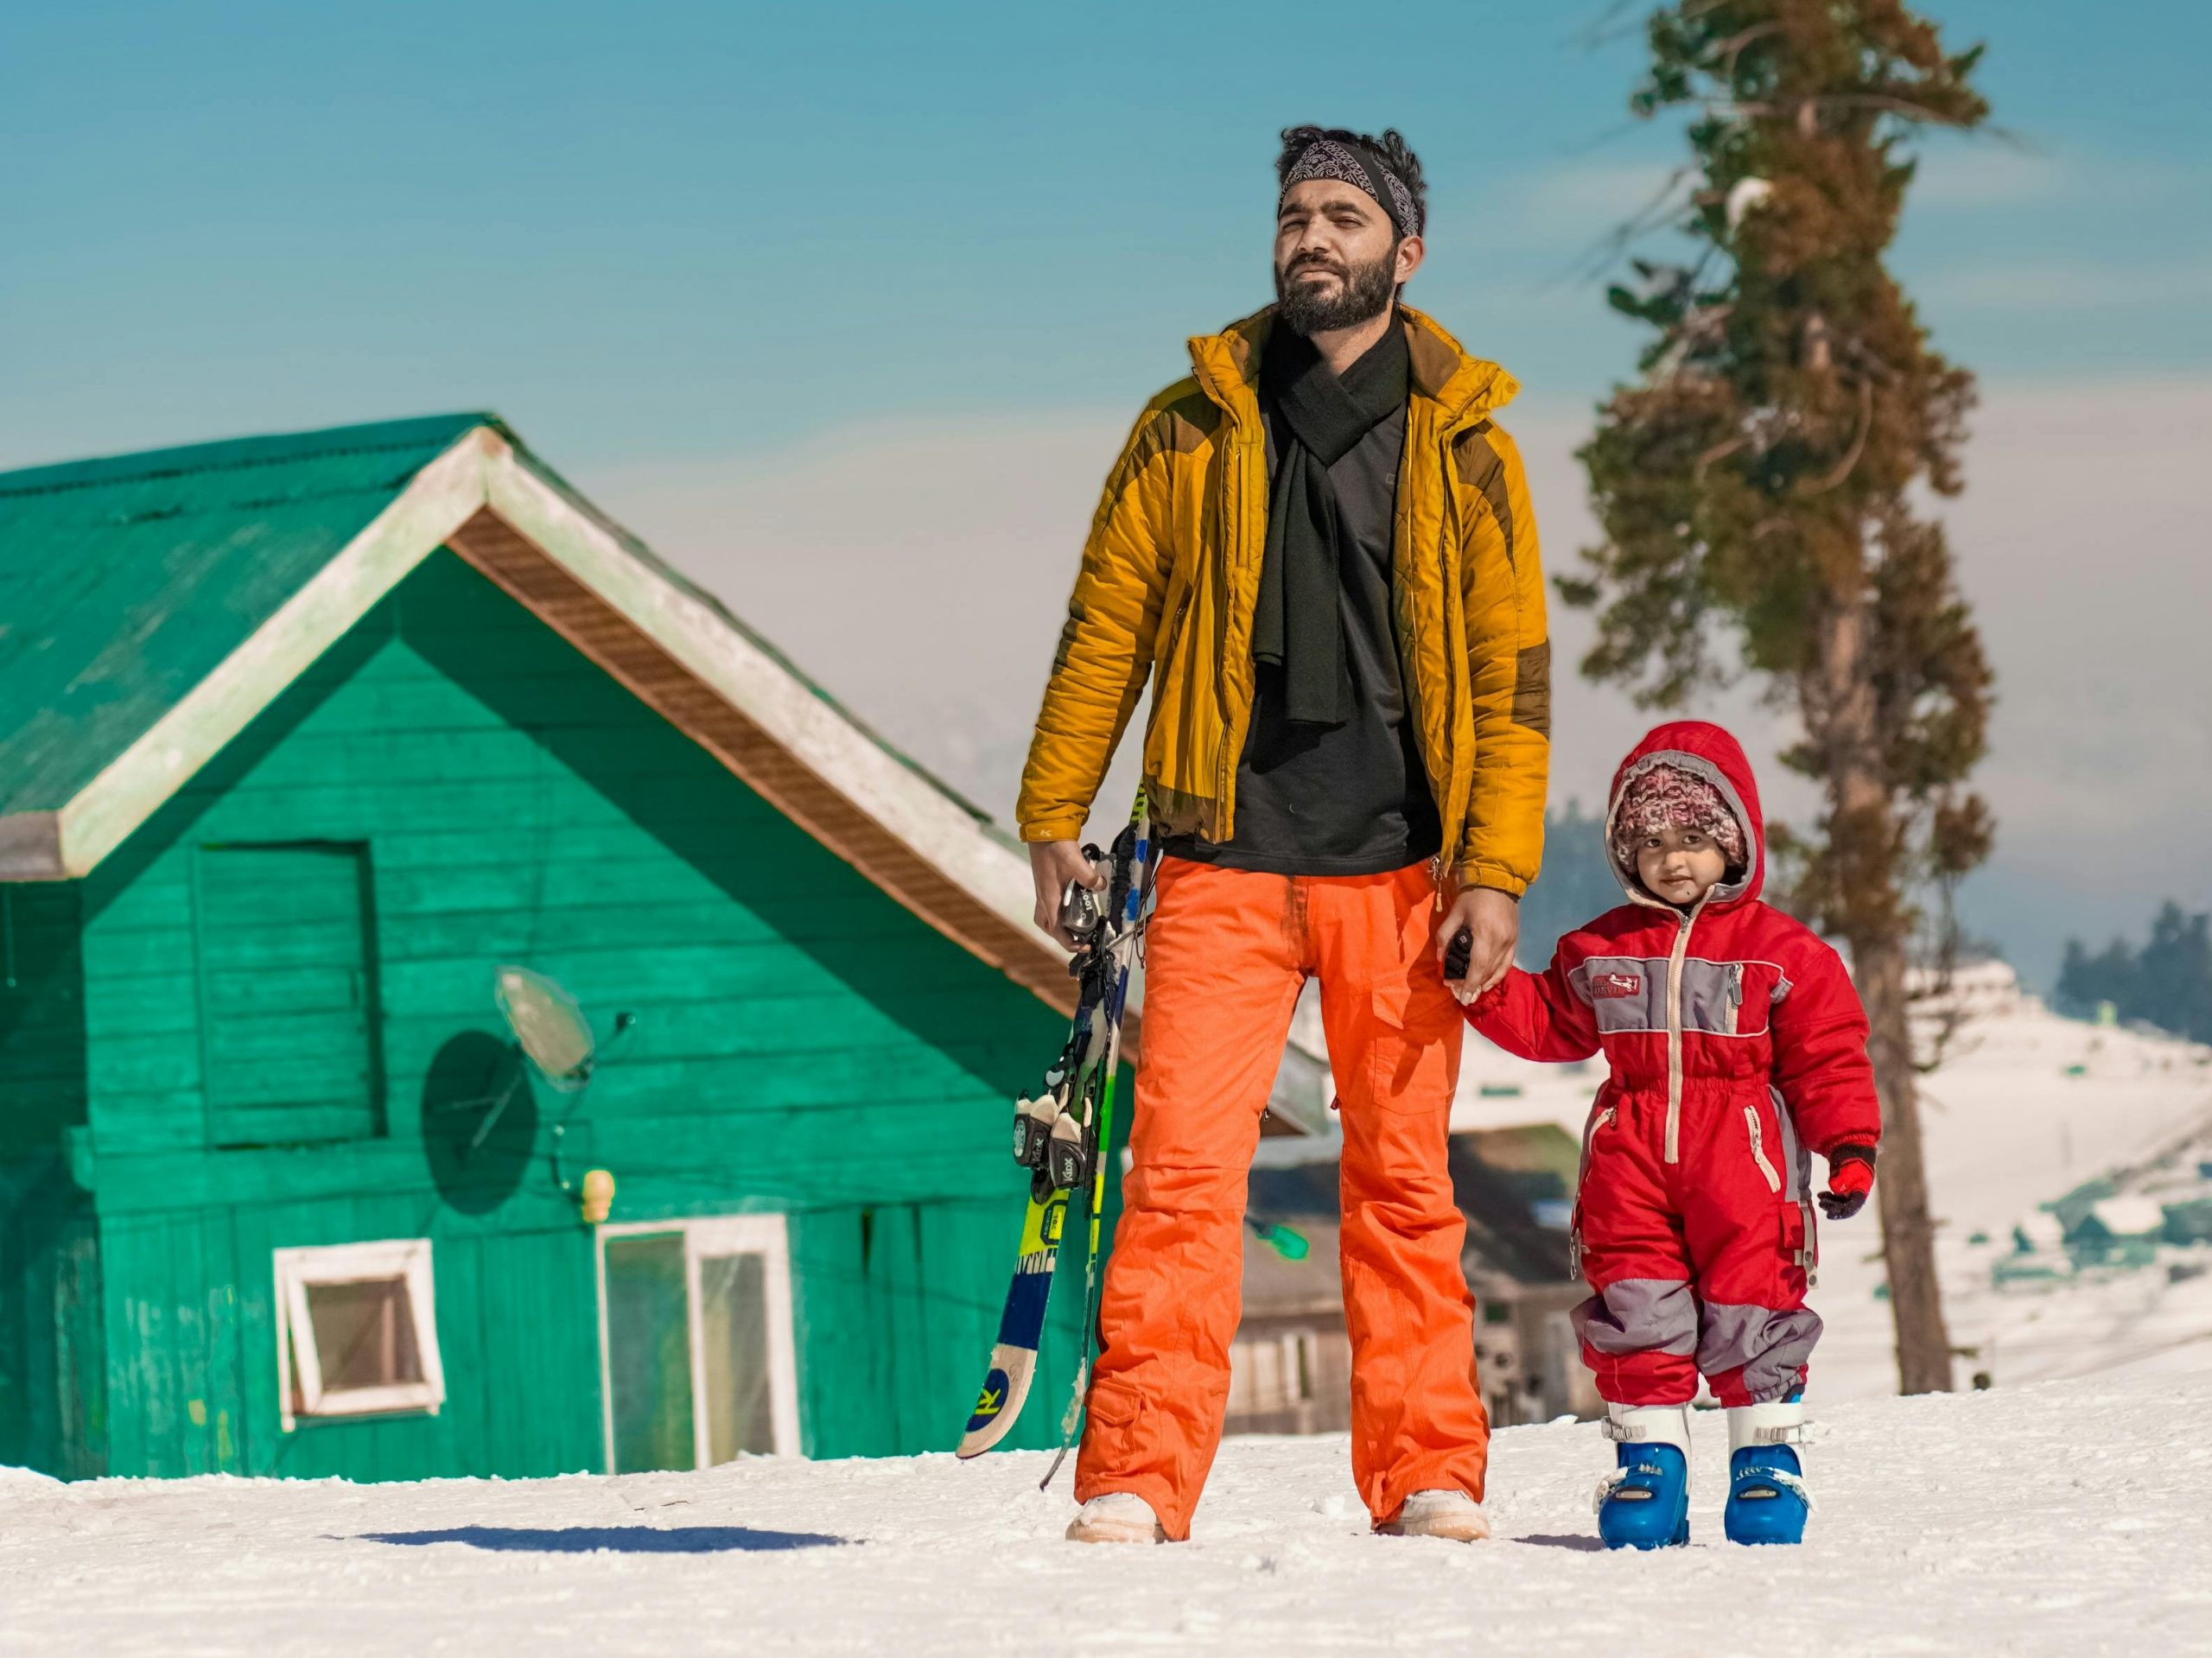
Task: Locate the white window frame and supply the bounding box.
[275,1239,445,1432]
[594,1214,800,1470]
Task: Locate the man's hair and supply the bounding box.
[1274,125,1427,238]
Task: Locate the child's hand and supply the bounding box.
[1818,1144,1876,1220]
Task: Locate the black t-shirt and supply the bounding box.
[1163,391,1442,876]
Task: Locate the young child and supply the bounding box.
[1466,721,1878,1548]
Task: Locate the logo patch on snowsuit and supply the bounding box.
[1592,971,1643,1000]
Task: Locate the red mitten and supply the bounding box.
[1819,1144,1876,1220]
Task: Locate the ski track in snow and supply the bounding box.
[6,1358,2210,1658]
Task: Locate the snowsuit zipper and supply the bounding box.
[1744,1106,1782,1194]
[1577,1102,1617,1192]
[1570,1103,1617,1280]
[1662,901,1702,1165]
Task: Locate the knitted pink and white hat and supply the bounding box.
[1610,762,1747,873]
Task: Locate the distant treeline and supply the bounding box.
[2056,903,2212,1044]
[1517,804,1626,966]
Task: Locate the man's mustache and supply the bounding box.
[1284,254,1347,279]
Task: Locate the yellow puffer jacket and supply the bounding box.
[1017,304,1550,896]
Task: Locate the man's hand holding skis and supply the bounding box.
[1031,839,1108,950]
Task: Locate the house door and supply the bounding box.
[597,1216,800,1472]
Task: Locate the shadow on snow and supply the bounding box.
[358,1525,849,1553]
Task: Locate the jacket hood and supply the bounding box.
[1605,721,1766,912]
[1186,304,1519,430]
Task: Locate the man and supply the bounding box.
[1018,126,1550,1545]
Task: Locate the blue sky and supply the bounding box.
[4,1,2208,983]
[5,0,2207,461]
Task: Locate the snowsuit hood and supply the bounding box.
[1605,721,1765,912]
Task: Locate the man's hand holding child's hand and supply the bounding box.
[1440,886,1519,1002]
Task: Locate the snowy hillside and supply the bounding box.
[1451,962,2212,1399]
[4,1352,2208,1658]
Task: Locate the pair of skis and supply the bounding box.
[956,794,1150,1482]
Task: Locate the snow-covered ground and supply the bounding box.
[6,1351,2209,1658]
[12,967,2209,1657]
[1451,962,2212,1400]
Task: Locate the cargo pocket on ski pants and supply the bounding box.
[1084,1377,1144,1449]
[1075,1377,1182,1531]
[1359,965,1462,1118]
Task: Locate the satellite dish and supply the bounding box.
[495,965,596,1091]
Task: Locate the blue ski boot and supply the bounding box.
[1724,1397,1812,1545]
[1594,1404,1691,1550]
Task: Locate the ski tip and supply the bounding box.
[956,1358,1027,1459]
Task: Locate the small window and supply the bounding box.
[275,1240,444,1430]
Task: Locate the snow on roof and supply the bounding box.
[2089,1196,2170,1237]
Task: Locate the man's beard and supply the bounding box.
[1274,247,1398,335]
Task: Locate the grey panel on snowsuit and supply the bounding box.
[1571,1278,1698,1356]
[1770,1085,1809,1203]
[1571,956,1667,1033]
[1680,958,1743,1037]
[1572,956,1745,1037]
[1698,1303,1823,1402]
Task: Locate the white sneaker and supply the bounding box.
[1065,1491,1166,1544]
[1377,1488,1491,1542]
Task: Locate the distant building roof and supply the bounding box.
[2087,1196,2168,1238]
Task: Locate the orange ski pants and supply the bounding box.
[1072,856,1489,1539]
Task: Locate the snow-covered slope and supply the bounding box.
[1452,962,2212,1400]
[5,1353,2209,1658]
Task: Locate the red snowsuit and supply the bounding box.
[1468,722,1879,1407]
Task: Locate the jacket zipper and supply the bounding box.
[1744,1105,1782,1194]
[1214,432,1259,832]
[1662,902,1701,1164]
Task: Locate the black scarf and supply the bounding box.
[1252,316,1411,727]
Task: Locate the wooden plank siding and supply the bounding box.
[59,549,1077,1478]
[0,882,105,1477]
[445,508,1082,1020]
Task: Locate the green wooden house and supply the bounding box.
[0,414,1320,1482]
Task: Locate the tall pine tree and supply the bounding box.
[1567,1,1995,1393]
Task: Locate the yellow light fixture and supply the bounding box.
[579,1167,616,1225]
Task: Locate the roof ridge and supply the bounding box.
[0,438,467,503]
[0,414,496,499]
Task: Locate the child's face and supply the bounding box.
[1636,824,1730,907]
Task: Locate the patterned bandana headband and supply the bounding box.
[1280,137,1423,240]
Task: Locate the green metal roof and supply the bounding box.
[0,414,493,818]
[0,414,1008,846]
